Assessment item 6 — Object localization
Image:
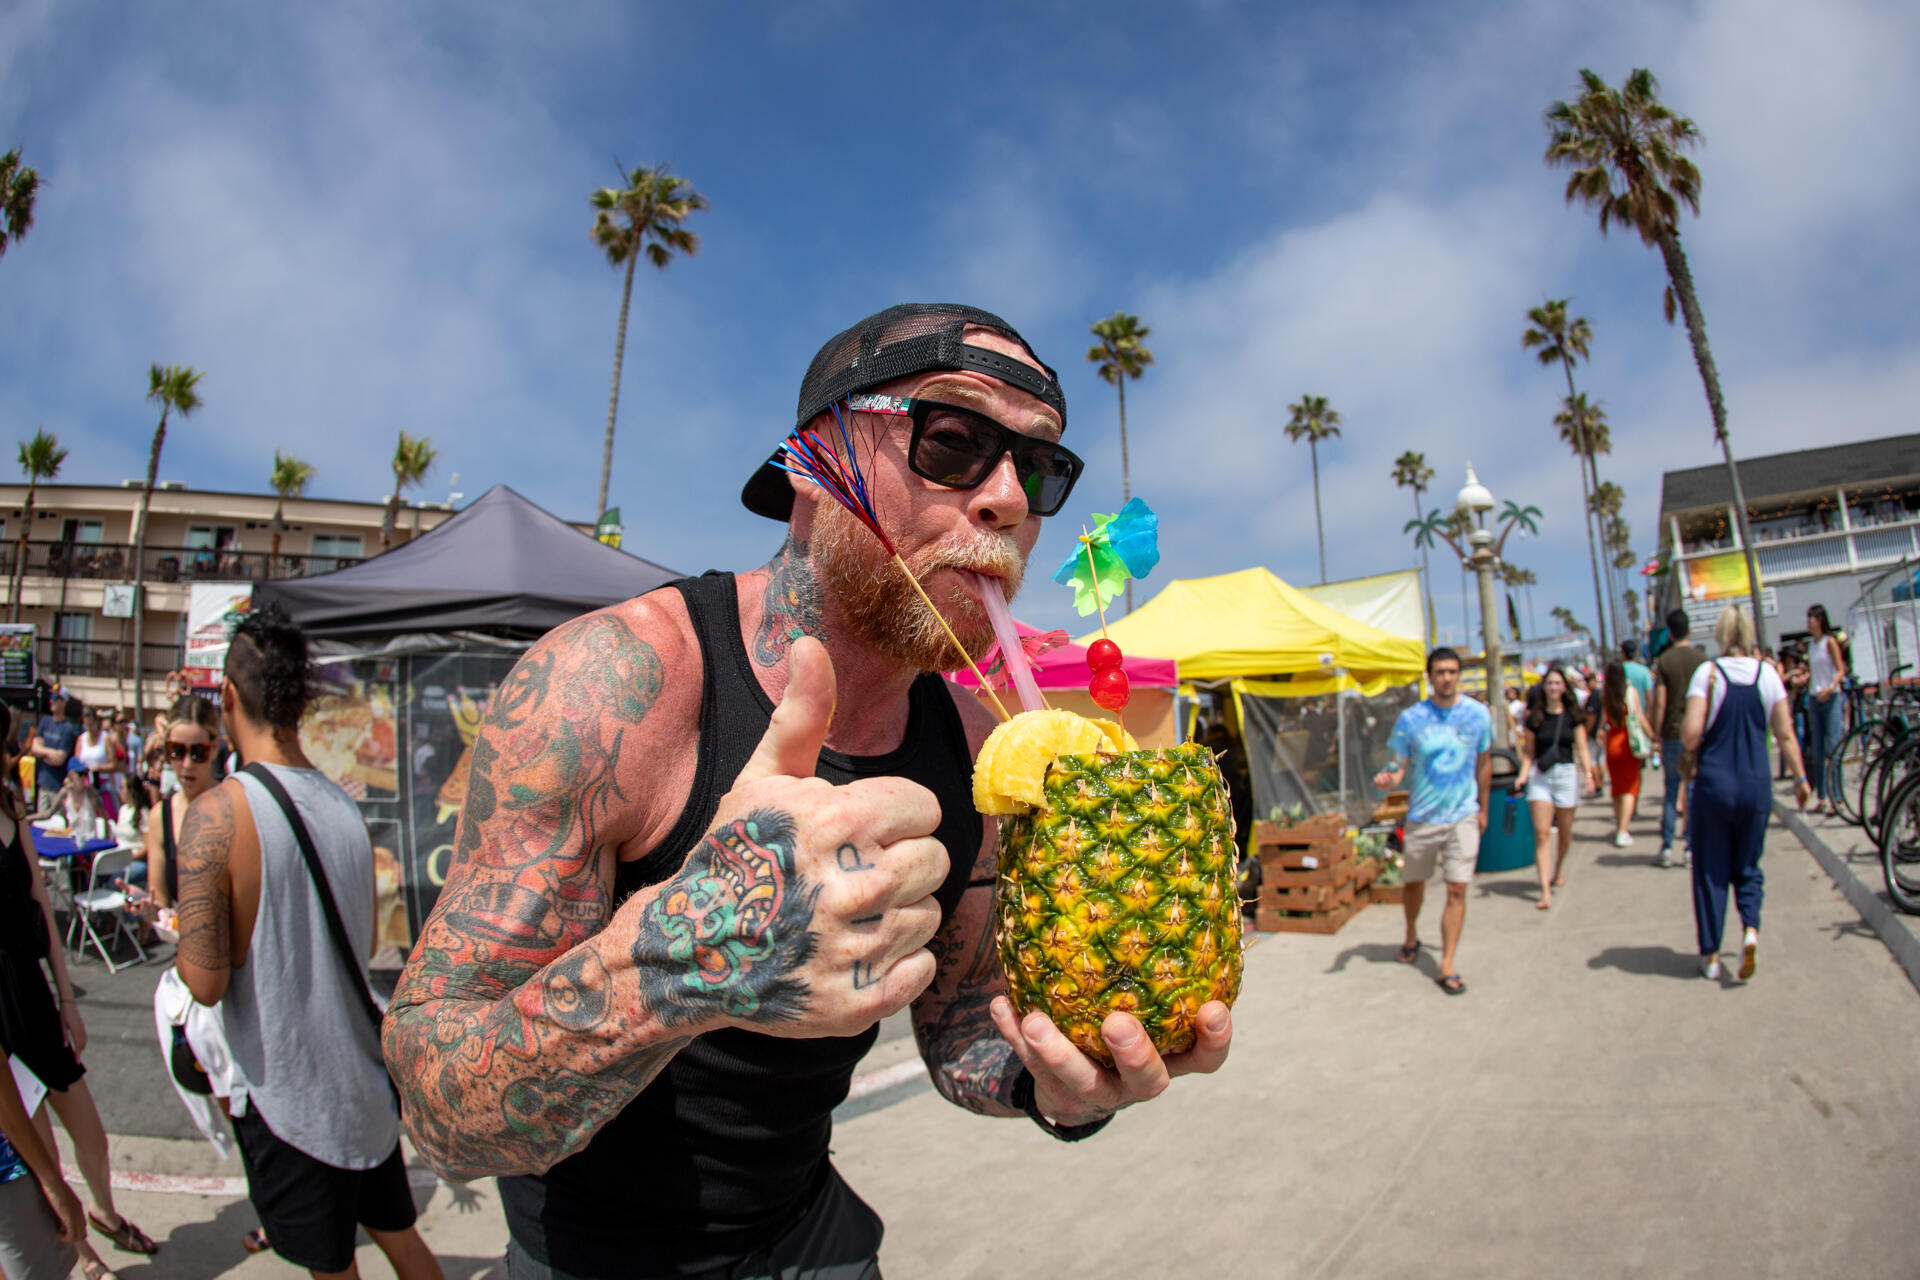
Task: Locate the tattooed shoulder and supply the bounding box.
[752,536,826,668]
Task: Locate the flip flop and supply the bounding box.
[1396,940,1421,964]
[243,1229,270,1254]
[88,1212,158,1255]
[1436,973,1466,996]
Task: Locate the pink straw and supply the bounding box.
[965,571,1047,714]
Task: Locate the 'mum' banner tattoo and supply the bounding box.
[639,808,818,1025]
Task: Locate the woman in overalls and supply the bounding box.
[1681,605,1812,981]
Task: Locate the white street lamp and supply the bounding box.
[1456,462,1507,748]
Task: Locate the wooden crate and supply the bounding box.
[1261,854,1356,888]
[1351,859,1380,892]
[1253,814,1346,847]
[1371,791,1410,825]
[1371,883,1405,905]
[1254,901,1358,934]
[1257,838,1349,871]
[1262,882,1340,912]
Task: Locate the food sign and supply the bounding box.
[184,583,255,688]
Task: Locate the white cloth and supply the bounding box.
[152,967,237,1157]
[1809,634,1840,695]
[1526,761,1581,808]
[1686,657,1787,729]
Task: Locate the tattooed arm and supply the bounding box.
[175,782,248,1007]
[385,615,948,1181]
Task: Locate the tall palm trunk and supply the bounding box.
[1658,225,1765,648]
[1586,451,1623,644]
[1412,491,1435,643]
[7,480,34,623]
[597,249,640,523]
[1310,438,1326,585]
[1116,375,1133,613]
[130,417,168,725]
[270,497,285,576]
[1559,358,1611,652]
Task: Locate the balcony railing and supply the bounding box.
[0,540,363,586]
[34,637,184,682]
[1755,536,1851,579]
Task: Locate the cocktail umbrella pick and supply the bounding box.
[773,404,1012,722]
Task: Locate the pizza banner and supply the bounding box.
[303,647,519,970]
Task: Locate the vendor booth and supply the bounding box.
[255,485,679,966]
[1089,567,1427,831]
[949,618,1180,745]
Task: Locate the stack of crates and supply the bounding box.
[1252,814,1368,934]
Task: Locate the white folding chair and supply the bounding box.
[66,846,147,973]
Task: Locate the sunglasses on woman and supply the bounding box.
[166,742,214,763]
[846,393,1084,517]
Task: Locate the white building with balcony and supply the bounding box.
[1656,434,1920,642]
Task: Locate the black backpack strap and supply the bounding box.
[240,763,384,1036]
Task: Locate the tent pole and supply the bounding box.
[1336,674,1348,826]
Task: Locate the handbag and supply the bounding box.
[241,765,393,1087]
[1626,688,1653,761]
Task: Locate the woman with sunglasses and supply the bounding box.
[138,697,222,926]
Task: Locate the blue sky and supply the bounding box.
[4,0,1916,642]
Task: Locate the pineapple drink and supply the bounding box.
[974,709,1243,1067]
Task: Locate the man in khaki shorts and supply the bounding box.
[1373,648,1492,995]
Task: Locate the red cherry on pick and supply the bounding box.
[1087,639,1124,672]
[1089,667,1131,711]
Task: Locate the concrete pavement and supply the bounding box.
[46,788,1920,1278]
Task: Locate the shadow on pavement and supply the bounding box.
[1476,880,1539,902]
[1586,945,1700,980]
[1324,942,1430,976]
[110,1197,259,1279]
[1595,852,1663,868]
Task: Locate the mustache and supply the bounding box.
[915,533,1023,581]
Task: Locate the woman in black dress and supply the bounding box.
[0,738,158,1266]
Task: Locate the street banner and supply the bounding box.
[1682,551,1761,603]
[0,624,35,687]
[183,583,254,687]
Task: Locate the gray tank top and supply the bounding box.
[223,763,397,1169]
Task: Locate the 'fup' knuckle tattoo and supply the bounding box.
[636,807,819,1025]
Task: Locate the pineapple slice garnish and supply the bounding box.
[973,708,1140,815]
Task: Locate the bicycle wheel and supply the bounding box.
[1830,721,1894,827]
[1865,735,1920,845]
[1878,770,1920,914]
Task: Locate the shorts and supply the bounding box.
[1526,763,1580,810]
[231,1104,416,1274]
[1401,817,1478,885]
[0,1172,77,1280]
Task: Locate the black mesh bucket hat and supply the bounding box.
[741,302,1067,521]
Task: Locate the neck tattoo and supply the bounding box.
[753,536,827,668]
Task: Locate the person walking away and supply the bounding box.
[1599,660,1655,847]
[1622,639,1655,770]
[173,605,441,1280]
[1515,666,1596,909]
[0,1056,86,1280]
[1804,604,1847,815]
[1372,647,1491,995]
[0,737,156,1271]
[1681,605,1812,981]
[1651,610,1707,868]
[27,693,78,817]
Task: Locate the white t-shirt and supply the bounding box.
[1686,657,1787,729]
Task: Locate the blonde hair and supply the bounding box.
[1714,603,1756,655]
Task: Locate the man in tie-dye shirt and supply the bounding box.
[1374,647,1492,997]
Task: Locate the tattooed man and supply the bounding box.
[386,304,1234,1280]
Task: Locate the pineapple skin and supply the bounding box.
[994,742,1242,1068]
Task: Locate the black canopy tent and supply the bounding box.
[254,483,679,639]
[253,484,682,966]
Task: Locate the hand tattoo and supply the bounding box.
[753,536,826,667]
[637,808,817,1025]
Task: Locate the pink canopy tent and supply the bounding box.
[950,618,1177,692]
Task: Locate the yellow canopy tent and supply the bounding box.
[1080,566,1425,691]
[1083,567,1427,832]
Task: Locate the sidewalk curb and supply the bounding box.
[1778,806,1920,995]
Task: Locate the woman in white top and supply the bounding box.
[1803,604,1847,814]
[1681,605,1812,981]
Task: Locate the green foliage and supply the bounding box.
[0,147,39,260]
[1545,68,1702,247]
[16,427,66,484]
[1284,394,1341,447]
[270,450,316,500]
[590,164,708,271]
[1086,313,1153,384]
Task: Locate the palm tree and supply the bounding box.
[1552,390,1618,648]
[380,431,438,551]
[1086,313,1154,611]
[0,148,39,264]
[1546,68,1765,644]
[268,451,317,574]
[590,163,707,523]
[1502,563,1539,639]
[9,428,66,622]
[1588,479,1628,639]
[132,364,204,723]
[1523,299,1612,651]
[1285,395,1342,584]
[1550,605,1590,638]
[1391,450,1438,639]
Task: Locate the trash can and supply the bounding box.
[1477,747,1534,873]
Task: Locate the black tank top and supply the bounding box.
[499,572,982,1278]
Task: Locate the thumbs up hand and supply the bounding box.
[627,637,947,1037]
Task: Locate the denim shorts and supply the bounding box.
[1526,762,1580,809]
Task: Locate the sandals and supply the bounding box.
[1396,940,1422,964]
[88,1211,158,1255]
[1436,973,1467,995]
[243,1228,271,1254]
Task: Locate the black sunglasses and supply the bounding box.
[847,394,1083,517]
[166,742,214,763]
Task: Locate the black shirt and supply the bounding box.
[1528,707,1579,770]
[499,572,982,1278]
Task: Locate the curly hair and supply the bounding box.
[225,602,316,731]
